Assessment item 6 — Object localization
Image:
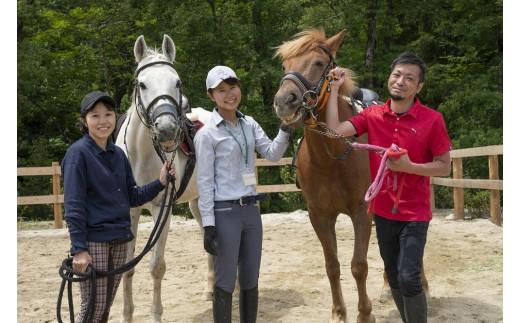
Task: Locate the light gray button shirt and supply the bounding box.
[194,108,290,227]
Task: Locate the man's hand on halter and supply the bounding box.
[329,67,345,89]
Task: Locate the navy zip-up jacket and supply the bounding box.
[62,134,165,255]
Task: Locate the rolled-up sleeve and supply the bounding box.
[194,129,217,227]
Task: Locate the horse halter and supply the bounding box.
[134,60,184,154]
[278,45,337,125]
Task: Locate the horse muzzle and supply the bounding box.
[152,103,183,152]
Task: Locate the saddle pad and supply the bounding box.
[180,120,204,155]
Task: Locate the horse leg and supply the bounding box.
[148,205,171,323]
[189,199,215,301]
[350,206,375,323]
[121,207,142,323]
[308,211,346,323]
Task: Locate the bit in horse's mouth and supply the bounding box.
[161,140,177,152]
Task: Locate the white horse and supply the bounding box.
[115,34,213,323]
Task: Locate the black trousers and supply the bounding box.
[374,214,429,297]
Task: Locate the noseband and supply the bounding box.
[278,45,337,123]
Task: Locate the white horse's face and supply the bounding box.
[136,60,183,151]
[133,34,183,152]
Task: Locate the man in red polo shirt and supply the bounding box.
[326,51,452,322]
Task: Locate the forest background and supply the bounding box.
[17,0,503,220]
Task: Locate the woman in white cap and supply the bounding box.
[195,66,291,322]
[61,90,175,322]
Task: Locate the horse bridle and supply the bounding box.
[279,45,357,161]
[134,60,184,158]
[278,45,337,123]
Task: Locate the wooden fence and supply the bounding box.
[17,145,502,228]
[17,161,64,228]
[430,145,503,225]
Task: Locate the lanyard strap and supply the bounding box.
[225,120,249,169]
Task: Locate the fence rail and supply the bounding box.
[17,145,502,228]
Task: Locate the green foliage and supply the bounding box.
[18,0,502,220]
[465,190,491,219]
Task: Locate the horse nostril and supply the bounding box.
[289,92,298,104]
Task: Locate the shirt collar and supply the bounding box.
[84,134,116,154]
[212,108,246,125]
[383,97,421,118]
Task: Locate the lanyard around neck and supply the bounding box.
[225,119,249,169]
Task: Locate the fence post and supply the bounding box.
[52,162,63,228]
[453,157,464,220]
[488,155,501,225]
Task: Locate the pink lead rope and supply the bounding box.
[350,142,408,215]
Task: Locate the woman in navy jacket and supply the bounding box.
[61,91,174,322]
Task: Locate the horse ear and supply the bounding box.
[325,29,347,56]
[162,35,176,63]
[134,35,148,63]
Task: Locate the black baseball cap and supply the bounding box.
[80,91,116,114]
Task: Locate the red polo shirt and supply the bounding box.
[349,98,452,221]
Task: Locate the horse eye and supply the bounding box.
[139,82,147,90]
[315,61,324,67]
[282,65,286,72]
[176,80,182,88]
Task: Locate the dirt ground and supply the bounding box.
[17,209,503,323]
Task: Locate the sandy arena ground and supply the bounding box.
[17,209,503,322]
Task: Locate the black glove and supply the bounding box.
[203,226,218,256]
[280,123,293,134]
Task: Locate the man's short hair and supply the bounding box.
[390,51,427,83]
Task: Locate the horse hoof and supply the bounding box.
[329,316,346,323]
[379,288,393,302]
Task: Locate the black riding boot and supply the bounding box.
[390,288,406,322]
[403,291,427,323]
[239,285,258,323]
[213,285,232,323]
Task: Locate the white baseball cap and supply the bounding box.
[206,65,240,90]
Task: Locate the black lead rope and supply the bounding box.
[56,173,177,323]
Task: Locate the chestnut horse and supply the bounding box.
[273,28,374,323]
[273,29,430,322]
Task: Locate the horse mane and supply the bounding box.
[137,48,170,65]
[274,28,356,97]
